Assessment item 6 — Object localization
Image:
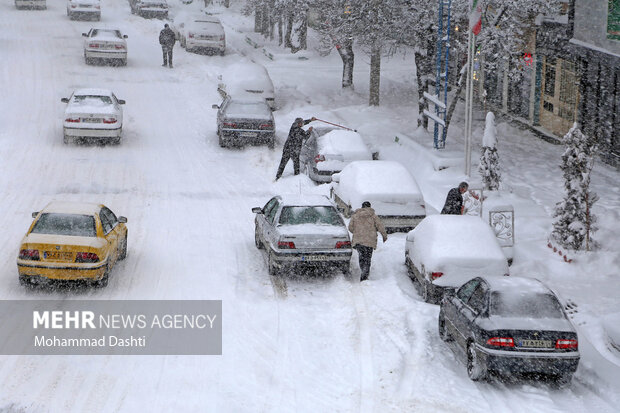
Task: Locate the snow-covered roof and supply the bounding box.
[90,29,124,40]
[222,63,274,94]
[317,130,372,160]
[483,275,552,295]
[278,194,333,207]
[73,88,113,97]
[41,201,103,215]
[339,161,422,199]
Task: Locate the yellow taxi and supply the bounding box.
[17,201,128,287]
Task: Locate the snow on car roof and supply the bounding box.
[406,215,507,272]
[73,88,113,97]
[278,194,334,207]
[340,161,421,197]
[482,275,552,295]
[222,63,274,94]
[90,29,123,38]
[317,130,372,160]
[42,201,103,215]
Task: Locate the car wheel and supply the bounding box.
[19,274,32,287]
[219,50,225,56]
[467,341,487,381]
[339,263,350,276]
[119,231,128,260]
[267,135,275,149]
[218,132,227,148]
[121,58,127,66]
[254,226,263,249]
[110,136,121,145]
[438,313,453,342]
[63,134,70,144]
[93,266,110,288]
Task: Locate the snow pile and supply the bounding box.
[317,130,371,160]
[405,215,508,287]
[221,62,274,96]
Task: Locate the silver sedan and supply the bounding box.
[252,195,352,276]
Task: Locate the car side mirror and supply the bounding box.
[82,33,88,37]
[118,100,126,105]
[31,212,39,218]
[123,35,128,39]
[118,216,128,223]
[331,173,340,183]
[61,98,69,103]
[251,207,263,214]
[212,104,219,109]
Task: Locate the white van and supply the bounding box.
[218,62,275,110]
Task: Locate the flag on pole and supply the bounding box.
[469,0,483,35]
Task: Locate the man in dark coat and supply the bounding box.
[159,24,176,68]
[441,181,468,215]
[275,116,316,180]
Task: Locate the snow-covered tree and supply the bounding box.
[478,112,501,190]
[552,123,599,251]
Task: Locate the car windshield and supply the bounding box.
[31,213,97,237]
[490,292,565,319]
[73,95,113,105]
[227,101,267,114]
[278,206,342,226]
[91,29,122,38]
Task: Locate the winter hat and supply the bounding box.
[164,24,169,28]
[458,182,469,190]
[362,201,371,208]
[294,117,303,124]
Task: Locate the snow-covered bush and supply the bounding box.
[478,112,501,191]
[551,123,599,251]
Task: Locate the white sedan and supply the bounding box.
[180,18,225,55]
[61,88,125,144]
[330,160,426,231]
[82,28,128,66]
[67,0,100,20]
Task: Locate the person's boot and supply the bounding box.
[162,62,167,67]
[169,63,173,68]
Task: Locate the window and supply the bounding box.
[99,207,118,234]
[608,0,620,41]
[543,101,554,113]
[544,62,556,97]
[278,206,343,226]
[490,292,565,318]
[31,214,96,237]
[467,284,488,314]
[264,200,280,224]
[457,279,479,303]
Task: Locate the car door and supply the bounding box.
[450,278,480,348]
[300,132,316,167]
[263,199,281,251]
[460,282,490,346]
[257,197,278,245]
[217,97,230,130]
[98,209,119,266]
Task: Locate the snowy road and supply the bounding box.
[1,0,619,411]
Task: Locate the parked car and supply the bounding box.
[178,18,225,55]
[300,128,373,183]
[67,0,100,20]
[82,28,128,66]
[217,62,274,109]
[330,160,426,231]
[15,0,46,9]
[438,276,580,385]
[17,201,128,288]
[252,195,352,276]
[61,88,125,144]
[129,0,168,18]
[405,215,509,304]
[212,96,274,148]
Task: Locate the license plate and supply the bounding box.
[44,251,73,261]
[301,256,328,262]
[239,132,257,138]
[82,118,101,123]
[519,339,552,348]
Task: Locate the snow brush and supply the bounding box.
[314,118,357,132]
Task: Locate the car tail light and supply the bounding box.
[75,252,99,263]
[314,154,325,163]
[102,117,117,124]
[89,43,100,48]
[486,337,515,347]
[95,4,100,8]
[277,241,296,249]
[65,117,80,123]
[223,122,237,128]
[220,36,225,41]
[19,249,40,261]
[188,33,194,39]
[556,339,578,349]
[335,241,351,249]
[431,272,443,279]
[71,4,77,7]
[259,123,273,129]
[115,44,125,50]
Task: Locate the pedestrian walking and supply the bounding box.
[441,181,469,215]
[159,23,176,68]
[348,201,388,281]
[275,116,316,180]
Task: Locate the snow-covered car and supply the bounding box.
[300,128,373,183]
[61,88,125,144]
[405,215,509,304]
[17,201,128,288]
[330,160,426,231]
[67,0,100,20]
[82,28,128,66]
[179,18,225,55]
[15,0,46,9]
[439,276,580,385]
[212,96,274,148]
[129,0,168,18]
[217,62,274,109]
[252,195,352,276]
